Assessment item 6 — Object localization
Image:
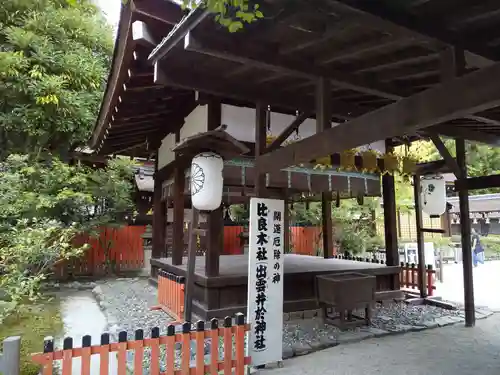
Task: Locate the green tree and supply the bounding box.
[0,0,113,157]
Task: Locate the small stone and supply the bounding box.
[282,313,290,321]
[291,342,312,356]
[377,315,392,322]
[337,330,374,344]
[92,286,103,295]
[303,310,318,319]
[289,311,304,320]
[282,344,294,359]
[367,327,389,337]
[434,316,455,327]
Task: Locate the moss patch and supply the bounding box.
[0,299,62,375]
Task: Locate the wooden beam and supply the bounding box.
[382,140,399,271]
[132,21,156,47]
[254,102,267,197]
[431,124,500,146]
[456,138,475,327]
[206,207,222,277]
[318,36,411,65]
[148,7,209,63]
[456,174,500,191]
[327,0,497,61]
[152,158,165,259]
[413,174,427,298]
[256,60,500,174]
[130,0,185,25]
[266,112,308,152]
[316,77,334,259]
[172,165,186,265]
[184,31,402,100]
[428,134,462,178]
[465,115,500,126]
[153,62,364,119]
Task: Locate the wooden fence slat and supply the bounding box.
[134,330,144,375]
[209,319,219,375]
[117,332,128,375]
[150,328,160,375]
[166,325,176,375]
[223,317,232,375]
[234,314,246,375]
[81,335,92,375]
[62,337,73,375]
[195,322,205,375]
[181,323,191,375]
[99,334,110,375]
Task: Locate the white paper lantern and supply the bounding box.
[420,175,446,216]
[191,152,224,211]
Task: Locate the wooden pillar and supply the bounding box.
[413,174,427,298]
[456,138,475,327]
[284,194,290,253]
[255,102,267,197]
[382,140,399,268]
[152,159,165,259]
[204,98,222,277]
[316,77,333,258]
[206,206,223,276]
[441,207,452,237]
[172,164,185,266]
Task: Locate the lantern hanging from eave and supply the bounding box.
[420,175,446,216]
[191,152,224,211]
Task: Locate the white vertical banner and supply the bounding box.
[247,197,285,367]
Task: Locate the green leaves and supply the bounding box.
[0,0,113,156]
[184,0,263,32]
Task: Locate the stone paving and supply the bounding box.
[262,312,500,375]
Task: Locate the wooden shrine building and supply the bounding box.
[91,0,500,325]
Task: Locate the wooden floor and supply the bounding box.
[153,254,387,277]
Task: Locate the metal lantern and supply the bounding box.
[420,175,446,216]
[191,152,224,211]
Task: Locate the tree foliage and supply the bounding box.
[0,155,136,319]
[0,0,113,157]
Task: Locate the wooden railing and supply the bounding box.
[400,262,436,297]
[331,255,436,296]
[151,270,185,322]
[32,314,250,375]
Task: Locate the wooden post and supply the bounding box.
[284,194,290,253]
[382,140,399,289]
[184,208,200,322]
[316,77,333,259]
[152,158,165,259]
[255,102,267,197]
[172,165,185,266]
[206,206,223,276]
[456,138,475,327]
[413,174,427,298]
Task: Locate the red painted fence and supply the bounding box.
[32,314,250,375]
[54,225,327,278]
[54,226,146,279]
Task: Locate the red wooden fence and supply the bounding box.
[400,262,436,296]
[151,270,185,322]
[54,226,146,279]
[54,225,328,278]
[32,314,250,375]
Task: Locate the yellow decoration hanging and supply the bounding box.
[360,150,378,173]
[340,149,357,171]
[401,156,417,177]
[314,156,332,169]
[382,153,399,175]
[266,135,276,146]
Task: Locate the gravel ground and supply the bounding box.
[53,277,492,373]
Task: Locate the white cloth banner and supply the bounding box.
[247,198,285,366]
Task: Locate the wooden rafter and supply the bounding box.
[327,0,497,61]
[266,112,309,152]
[256,61,500,173]
[183,31,402,100]
[153,62,366,119]
[130,0,185,25]
[428,133,462,178]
